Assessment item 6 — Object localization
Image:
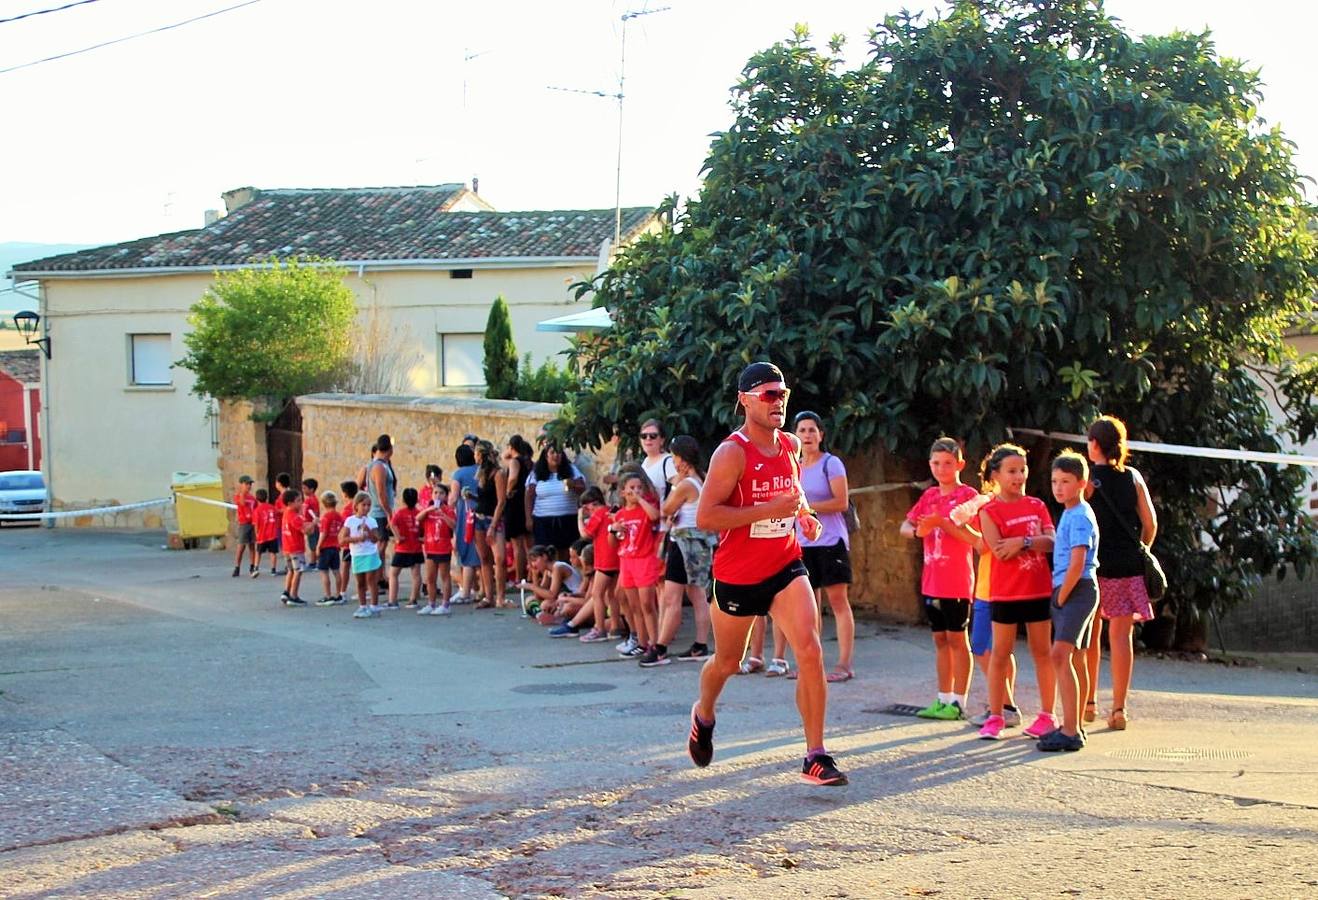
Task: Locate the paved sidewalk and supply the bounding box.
[1,528,1316,898]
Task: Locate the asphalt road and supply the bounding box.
[1,527,1316,898]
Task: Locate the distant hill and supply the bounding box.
[1,242,93,313]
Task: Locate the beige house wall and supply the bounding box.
[33,263,602,522]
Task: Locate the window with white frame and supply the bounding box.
[439,333,484,387]
[129,333,173,385]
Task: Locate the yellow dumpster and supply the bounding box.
[172,472,228,539]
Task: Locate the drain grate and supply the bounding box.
[867,704,928,717]
[1107,747,1252,762]
[511,682,617,695]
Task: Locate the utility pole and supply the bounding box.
[614,6,668,250]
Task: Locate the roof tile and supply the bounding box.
[13,185,655,274]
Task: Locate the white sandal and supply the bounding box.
[765,658,790,677]
[738,656,764,675]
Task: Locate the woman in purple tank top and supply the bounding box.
[744,411,856,681]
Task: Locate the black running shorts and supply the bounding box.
[712,559,809,617]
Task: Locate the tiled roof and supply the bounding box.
[11,185,656,275]
[0,349,40,384]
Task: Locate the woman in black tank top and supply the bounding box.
[472,441,509,608]
[1083,415,1158,732]
[502,435,535,581]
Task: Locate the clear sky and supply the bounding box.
[1,0,1314,246]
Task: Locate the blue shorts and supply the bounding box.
[970,598,993,656]
[317,547,341,572]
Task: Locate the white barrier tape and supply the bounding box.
[0,497,172,521]
[1011,428,1318,468]
[849,481,930,496]
[174,493,239,510]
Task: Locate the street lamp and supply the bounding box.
[11,310,51,359]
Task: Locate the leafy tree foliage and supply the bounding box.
[558,0,1318,614]
[516,352,575,403]
[178,257,356,402]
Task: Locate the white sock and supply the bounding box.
[957,694,968,708]
[938,692,953,704]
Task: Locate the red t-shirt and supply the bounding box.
[319,510,344,549]
[274,492,286,515]
[711,430,802,585]
[981,495,1053,601]
[585,507,620,570]
[282,507,307,554]
[303,493,320,519]
[234,491,257,525]
[906,483,980,599]
[254,503,278,543]
[613,504,658,559]
[422,505,456,555]
[391,507,423,553]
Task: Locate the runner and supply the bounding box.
[687,361,848,786]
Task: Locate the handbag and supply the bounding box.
[823,454,861,534]
[1091,483,1165,601]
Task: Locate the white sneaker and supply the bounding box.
[352,606,372,619]
[418,604,435,615]
[1003,706,1023,728]
[433,603,452,616]
[616,635,639,656]
[450,590,470,604]
[368,605,381,616]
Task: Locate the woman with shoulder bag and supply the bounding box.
[746,411,856,681]
[1084,415,1158,731]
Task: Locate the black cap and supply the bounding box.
[737,361,785,392]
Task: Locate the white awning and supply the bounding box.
[536,307,613,332]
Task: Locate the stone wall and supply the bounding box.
[1217,574,1318,652]
[215,392,928,621]
[841,451,927,623]
[297,393,599,500]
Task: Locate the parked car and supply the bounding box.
[0,469,46,526]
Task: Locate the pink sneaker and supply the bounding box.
[978,714,1005,740]
[1023,712,1057,738]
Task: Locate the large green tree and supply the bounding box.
[558,0,1318,616]
[178,257,356,402]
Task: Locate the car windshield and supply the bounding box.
[0,474,44,491]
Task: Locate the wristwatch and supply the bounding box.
[1023,535,1033,550]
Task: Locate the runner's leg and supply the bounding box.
[697,604,756,722]
[769,575,827,749]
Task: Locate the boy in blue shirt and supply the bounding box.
[1040,450,1100,752]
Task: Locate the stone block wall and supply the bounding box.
[216,399,268,542]
[842,450,927,623]
[215,391,929,620]
[297,393,596,501]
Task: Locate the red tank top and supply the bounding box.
[711,429,803,585]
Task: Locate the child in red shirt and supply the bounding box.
[279,489,313,606]
[388,487,424,608]
[272,472,293,575]
[232,475,258,577]
[610,473,661,658]
[316,491,346,606]
[417,483,456,615]
[576,487,619,642]
[252,489,279,576]
[976,444,1057,741]
[901,437,981,720]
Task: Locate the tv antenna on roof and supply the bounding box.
[547,5,670,252]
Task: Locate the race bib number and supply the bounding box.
[749,516,792,539]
